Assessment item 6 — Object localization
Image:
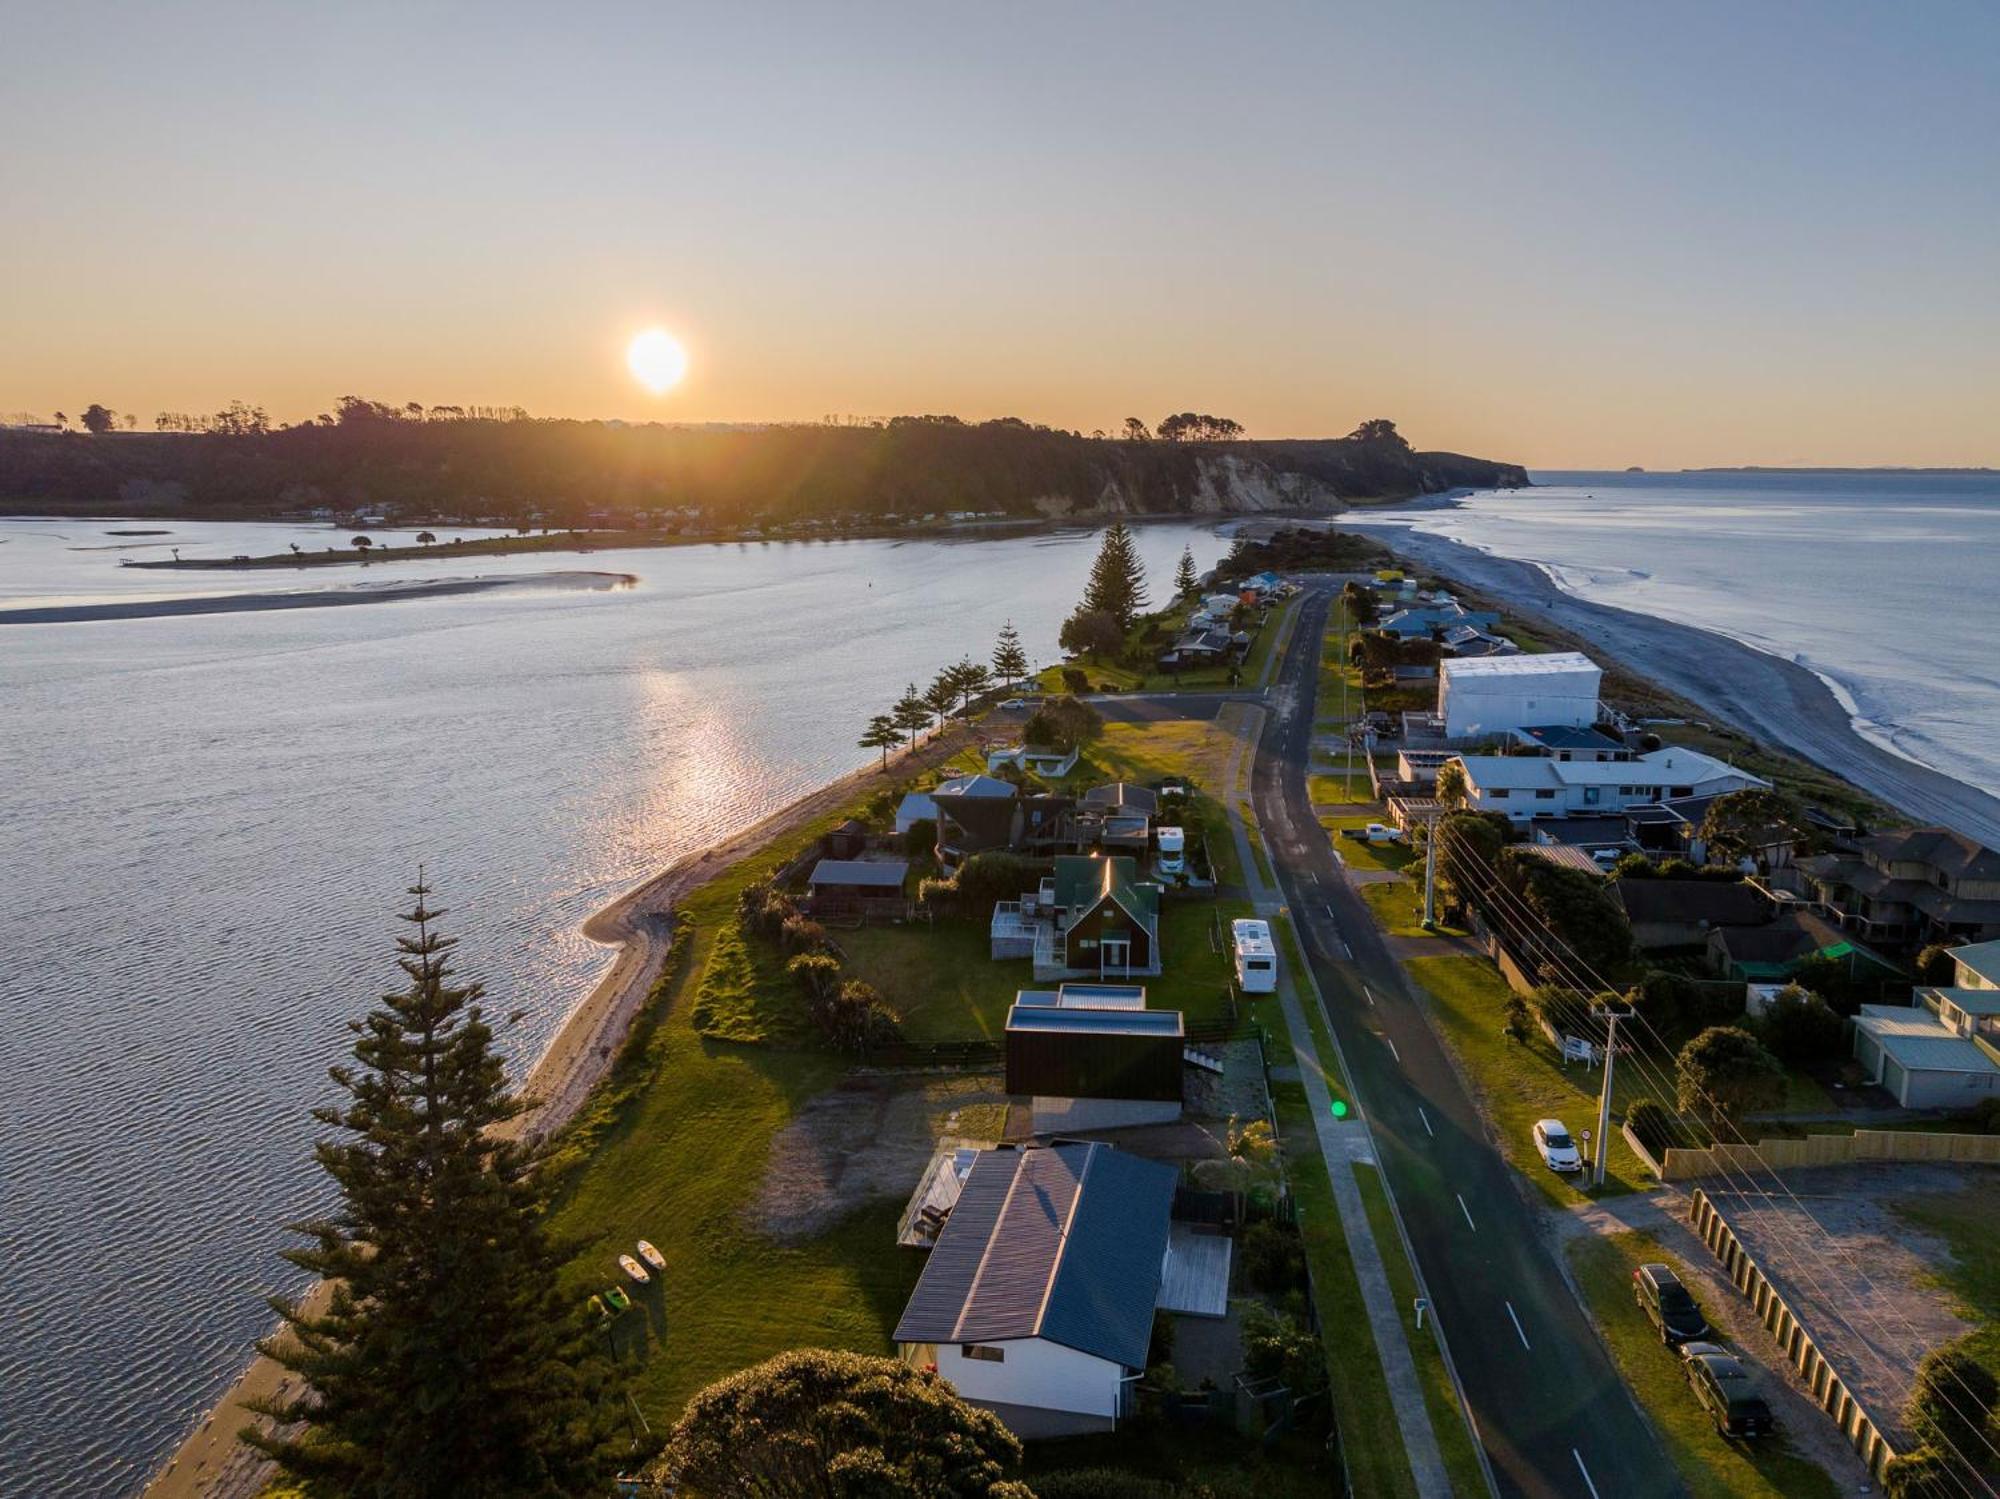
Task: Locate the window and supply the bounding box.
[1535,789,1556,800]
[1489,788,1510,799]
[963,1344,1006,1362]
[1583,787,1601,805]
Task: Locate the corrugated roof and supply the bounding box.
[1922,986,2000,1017]
[933,774,1018,799]
[1949,940,2000,989]
[807,858,908,888]
[1853,1006,2000,1074]
[892,1142,1177,1368]
[1051,855,1159,932]
[1614,879,1771,928]
[1442,651,1599,679]
[1005,1005,1183,1037]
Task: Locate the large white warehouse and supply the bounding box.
[1438,652,1602,740]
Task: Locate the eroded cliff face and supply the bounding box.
[1024,447,1520,519]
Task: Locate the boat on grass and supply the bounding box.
[618,1254,649,1284]
[637,1240,665,1273]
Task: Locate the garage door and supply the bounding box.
[1882,1056,1909,1106]
[1854,1032,1885,1083]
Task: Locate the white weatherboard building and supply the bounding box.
[1438,652,1603,740]
[894,1141,1178,1436]
[1448,747,1769,823]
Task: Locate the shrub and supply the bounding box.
[1239,1220,1305,1294]
[787,952,842,1006]
[954,851,1045,909]
[1756,986,1845,1063]
[1907,1345,1998,1462]
[1884,1447,1968,1498]
[1958,1097,2000,1135]
[1061,666,1090,693]
[1148,1308,1175,1368]
[1915,944,1962,986]
[1625,1098,1689,1158]
[1031,1470,1174,1499]
[822,978,900,1052]
[736,880,798,940]
[1676,1025,1786,1133]
[916,875,959,914]
[1240,1304,1327,1402]
[1023,694,1103,753]
[902,817,936,858]
[778,914,828,956]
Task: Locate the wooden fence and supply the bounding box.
[1660,1128,2000,1181]
[1685,1187,1900,1482]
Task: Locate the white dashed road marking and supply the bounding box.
[1506,1301,1532,1351]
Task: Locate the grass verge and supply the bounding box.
[1405,954,1648,1204]
[1351,1162,1490,1499]
[1322,816,1415,872]
[1566,1229,1841,1499]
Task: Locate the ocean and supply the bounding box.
[1363,470,2000,805]
[0,517,1228,1496]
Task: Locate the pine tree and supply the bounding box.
[1080,520,1149,629]
[923,670,958,732]
[892,683,931,746]
[1175,544,1199,599]
[949,657,991,712]
[247,881,623,1498]
[859,713,902,769]
[991,622,1029,687]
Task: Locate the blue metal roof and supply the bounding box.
[1006,1005,1183,1037]
[892,1141,1177,1368]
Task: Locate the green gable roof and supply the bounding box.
[1052,855,1159,934]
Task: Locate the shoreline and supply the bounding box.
[1346,520,2000,846]
[141,722,977,1499]
[0,570,637,625]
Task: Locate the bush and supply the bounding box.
[1240,1303,1327,1403]
[1625,1098,1690,1158]
[1148,1308,1175,1368]
[820,978,900,1052]
[1755,985,1845,1063]
[1907,1345,1998,1462]
[1884,1447,1969,1498]
[736,880,798,940]
[1023,695,1103,753]
[778,914,828,956]
[902,817,936,858]
[1239,1220,1305,1294]
[1957,1097,2000,1135]
[1915,944,1962,986]
[1031,1471,1175,1499]
[954,851,1046,909]
[1061,666,1090,693]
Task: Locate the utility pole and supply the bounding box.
[1421,808,1440,930]
[1590,1002,1624,1188]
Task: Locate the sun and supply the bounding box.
[626,328,688,394]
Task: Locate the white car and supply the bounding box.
[1363,822,1403,844]
[1532,1118,1583,1173]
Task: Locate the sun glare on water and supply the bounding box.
[627,328,688,394]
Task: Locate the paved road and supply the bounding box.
[1250,584,1680,1499]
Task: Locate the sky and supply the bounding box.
[3,1,1996,468]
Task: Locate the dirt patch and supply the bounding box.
[1699,1165,1974,1445]
[1185,1038,1269,1123]
[750,1072,1008,1242]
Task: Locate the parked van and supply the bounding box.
[1156,826,1186,876]
[1633,1262,1711,1346]
[1231,918,1278,994]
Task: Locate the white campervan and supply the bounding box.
[1231,918,1278,994]
[1156,826,1185,876]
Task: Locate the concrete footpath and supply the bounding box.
[1220,705,1454,1499]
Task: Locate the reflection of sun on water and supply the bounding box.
[627,328,687,394]
[631,670,773,865]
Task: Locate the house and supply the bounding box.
[1396,748,1457,785]
[893,1140,1177,1436]
[1509,724,1632,762]
[1005,988,1184,1131]
[805,858,909,919]
[1437,653,1602,740]
[1377,603,1501,641]
[989,854,1162,979]
[987,744,1081,779]
[1612,878,1772,952]
[1159,626,1243,669]
[1438,624,1520,658]
[1850,1004,2000,1108]
[1447,746,1769,824]
[1706,909,1898,984]
[1648,793,1800,871]
[1797,828,2000,948]
[1946,939,2000,990]
[1076,785,1156,855]
[932,779,1076,866]
[1081,782,1159,817]
[895,790,941,836]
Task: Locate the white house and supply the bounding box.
[986,744,1080,778]
[1437,652,1602,740]
[1448,746,1768,823]
[1851,1003,2000,1108]
[894,1140,1177,1437]
[1948,940,2000,990]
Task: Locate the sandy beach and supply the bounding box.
[1347,519,2000,846]
[0,570,636,625]
[141,720,975,1499]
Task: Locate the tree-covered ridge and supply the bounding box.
[0,407,1528,524]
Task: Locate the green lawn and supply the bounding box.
[1405,954,1649,1204]
[1566,1230,1842,1499]
[1240,800,1278,888]
[1323,816,1416,873]
[1892,1179,2000,1372]
[548,867,924,1427]
[1309,771,1378,805]
[1360,878,1437,939]
[1351,1162,1490,1499]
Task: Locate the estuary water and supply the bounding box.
[1362,470,2000,804]
[0,518,1227,1496]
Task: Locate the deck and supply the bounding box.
[1156,1224,1233,1317]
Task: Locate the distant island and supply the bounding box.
[1683,465,1996,475]
[0,404,1528,528]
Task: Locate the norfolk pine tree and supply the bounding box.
[1080,519,1149,629]
[859,713,902,769]
[247,881,624,1498]
[991,621,1029,687]
[1175,544,1199,599]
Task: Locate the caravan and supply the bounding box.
[1156,826,1185,877]
[1230,918,1278,994]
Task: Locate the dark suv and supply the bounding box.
[1680,1342,1774,1437]
[1633,1263,1710,1345]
